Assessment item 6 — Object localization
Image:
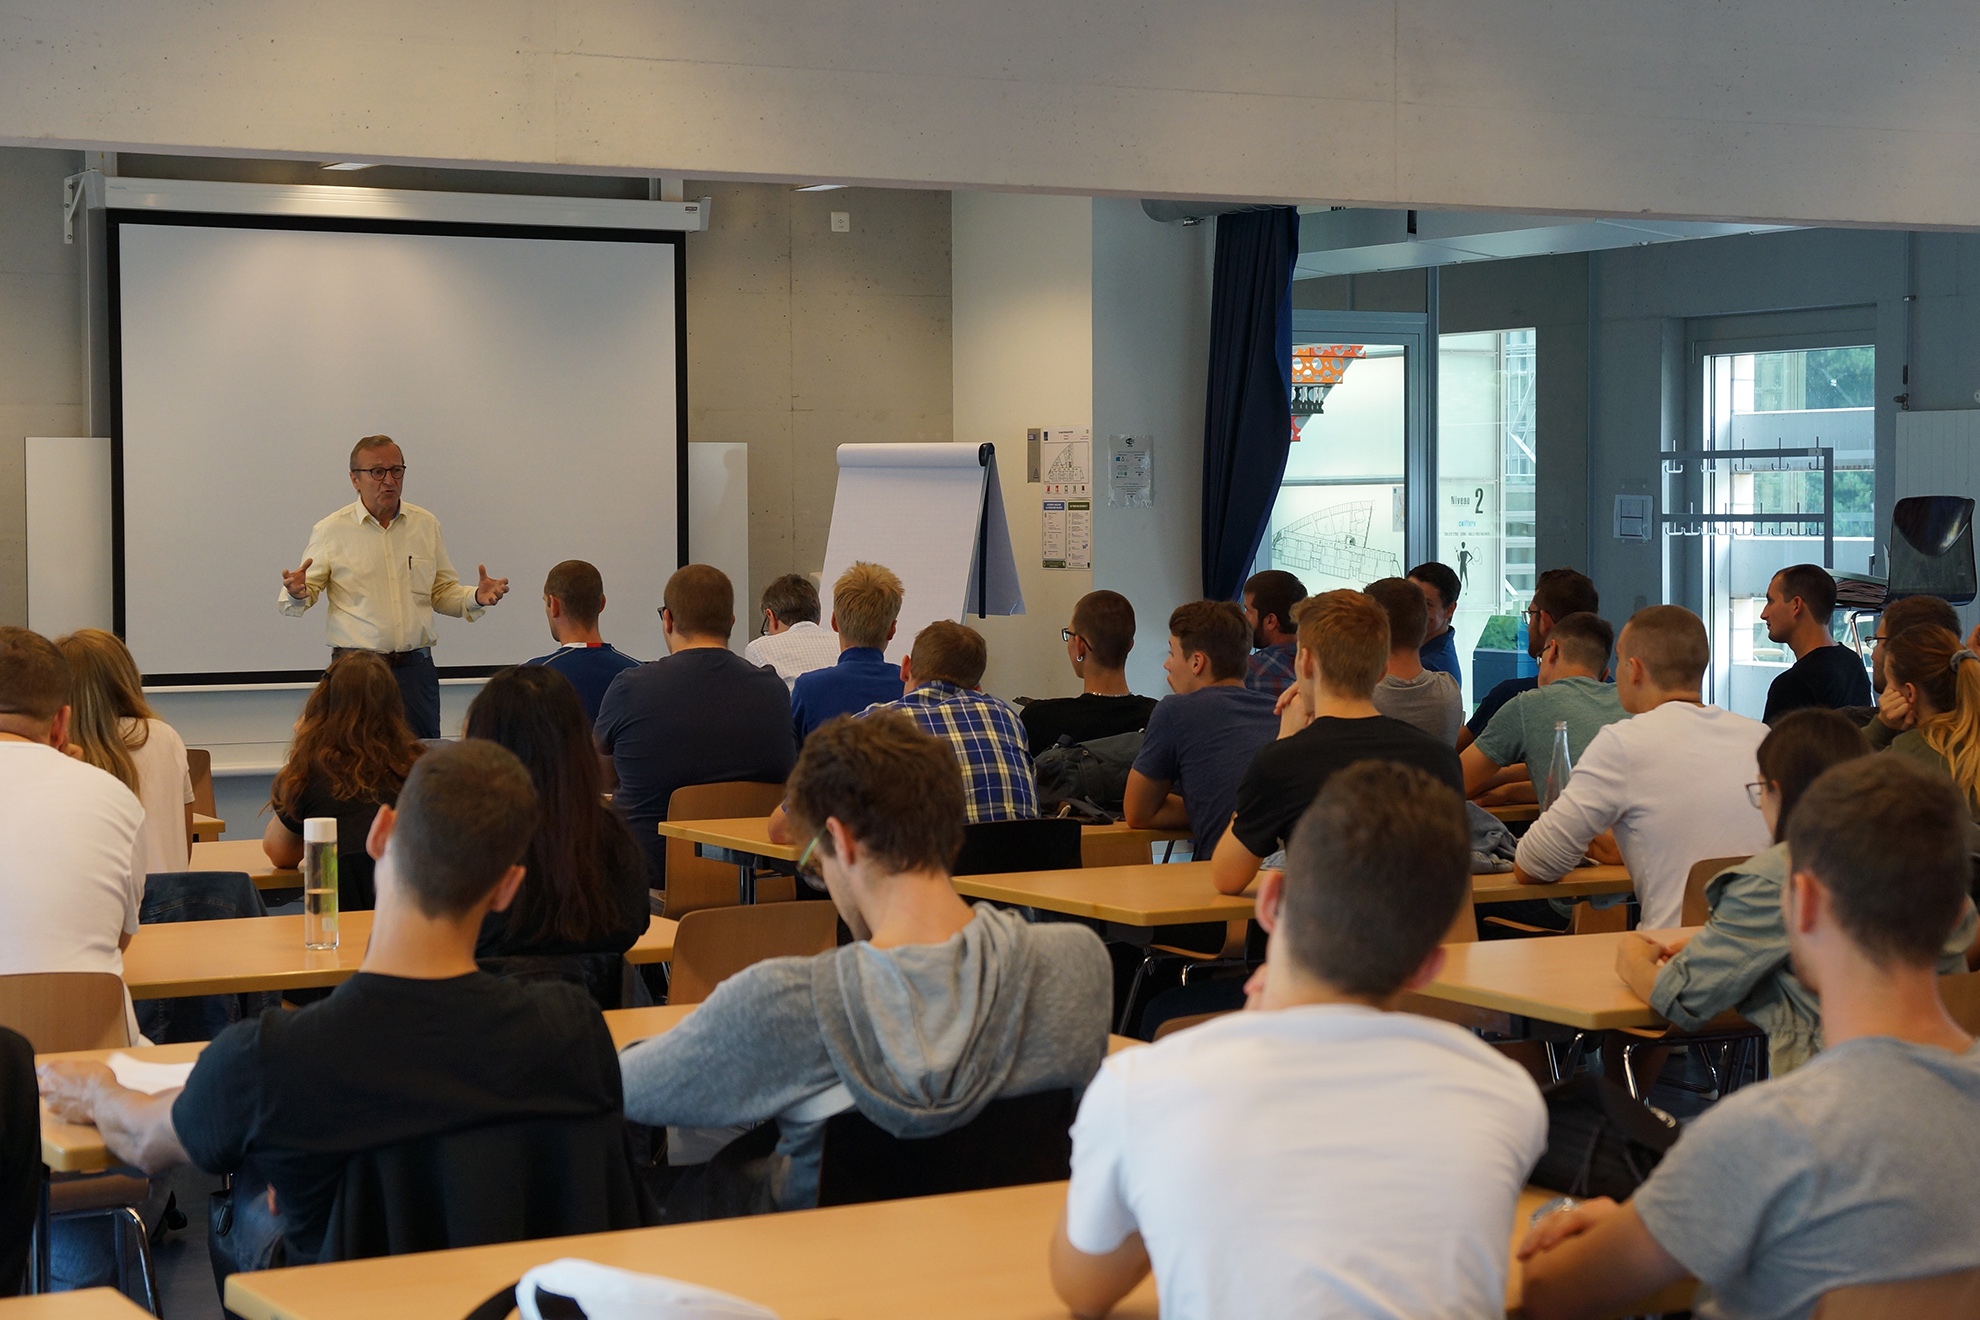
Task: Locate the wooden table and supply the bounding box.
[189,839,303,891]
[1471,864,1633,905]
[0,1290,158,1319]
[1420,929,1679,1030]
[122,912,678,999]
[953,861,1255,927]
[1485,803,1541,824]
[191,812,225,841]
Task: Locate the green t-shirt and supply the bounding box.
[1473,674,1629,797]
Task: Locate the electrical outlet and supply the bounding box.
[830,212,850,233]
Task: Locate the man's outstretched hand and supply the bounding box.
[281,558,313,600]
[476,564,510,607]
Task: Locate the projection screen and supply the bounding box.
[110,213,685,682]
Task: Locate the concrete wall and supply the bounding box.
[9,3,1980,227]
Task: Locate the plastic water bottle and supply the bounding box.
[1541,720,1573,812]
[302,818,340,950]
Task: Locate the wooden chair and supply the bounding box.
[185,748,217,850]
[1151,1011,1230,1041]
[666,902,841,1006]
[1682,854,1751,927]
[662,782,791,916]
[1811,1267,1980,1318]
[1941,970,1980,1034]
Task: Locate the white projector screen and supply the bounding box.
[111,215,684,681]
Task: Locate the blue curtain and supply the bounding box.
[1200,207,1300,601]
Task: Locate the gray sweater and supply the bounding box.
[619,903,1112,1209]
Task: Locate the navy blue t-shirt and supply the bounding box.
[1420,628,1461,681]
[1130,684,1281,853]
[1465,675,1539,738]
[789,647,904,742]
[524,643,642,725]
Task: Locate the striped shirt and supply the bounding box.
[862,682,1039,823]
[1244,642,1298,699]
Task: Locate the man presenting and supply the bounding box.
[279,436,509,738]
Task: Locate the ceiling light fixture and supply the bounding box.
[321,162,379,171]
[792,183,847,192]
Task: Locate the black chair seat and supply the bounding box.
[815,1088,1074,1207]
[952,819,1083,875]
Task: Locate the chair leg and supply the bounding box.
[1117,952,1157,1036]
[116,1206,162,1318]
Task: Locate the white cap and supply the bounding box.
[303,817,338,844]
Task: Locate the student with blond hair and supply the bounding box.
[1880,623,1980,817]
[790,561,906,741]
[57,628,195,874]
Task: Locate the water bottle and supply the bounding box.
[1541,720,1573,812]
[302,817,340,950]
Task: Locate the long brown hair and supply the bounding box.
[271,652,423,818]
[1754,708,1870,844]
[462,666,641,946]
[56,629,157,792]
[1884,624,1980,806]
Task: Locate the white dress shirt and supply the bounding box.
[1514,699,1772,929]
[743,621,842,689]
[277,501,483,653]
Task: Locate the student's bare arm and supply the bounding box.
[1456,724,1477,752]
[1122,771,1188,831]
[1517,1198,1690,1320]
[1209,820,1263,895]
[1460,744,1505,798]
[37,1062,191,1177]
[262,816,304,869]
[1049,1209,1151,1319]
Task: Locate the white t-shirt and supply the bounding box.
[124,717,194,874]
[1513,700,1772,929]
[1065,1005,1547,1320]
[0,741,146,987]
[743,621,841,690]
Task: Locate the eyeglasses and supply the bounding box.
[795,833,824,879]
[1745,781,1769,809]
[351,465,407,481]
[1061,628,1082,644]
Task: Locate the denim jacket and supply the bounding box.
[1651,842,1978,1075]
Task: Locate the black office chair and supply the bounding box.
[814,1088,1075,1207]
[1887,495,1977,606]
[0,1027,35,1297]
[478,952,634,1013]
[951,819,1083,875]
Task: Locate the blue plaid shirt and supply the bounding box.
[1244,641,1298,699]
[862,681,1039,823]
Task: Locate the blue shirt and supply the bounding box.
[790,647,904,742]
[864,682,1038,823]
[1130,684,1281,853]
[1465,675,1539,738]
[524,642,642,725]
[1419,628,1461,681]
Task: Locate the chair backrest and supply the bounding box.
[1810,1266,1980,1319]
[1683,856,1751,927]
[477,952,632,1013]
[952,818,1084,875]
[662,782,789,917]
[1887,495,1977,606]
[814,1088,1074,1207]
[1152,1011,1232,1041]
[1941,971,1980,1036]
[0,1027,37,1297]
[0,972,130,1053]
[1445,903,1479,944]
[667,902,841,1006]
[320,1110,647,1263]
[186,747,217,818]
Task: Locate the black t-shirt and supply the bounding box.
[171,971,620,1263]
[1231,715,1466,859]
[594,649,798,880]
[1764,644,1873,724]
[1464,676,1539,738]
[1019,692,1159,757]
[476,803,652,959]
[274,770,405,910]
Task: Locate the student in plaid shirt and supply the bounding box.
[861,621,1039,823]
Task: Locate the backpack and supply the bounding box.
[1034,730,1145,818]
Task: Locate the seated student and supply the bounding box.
[0,627,145,1017]
[1462,612,1627,804]
[1241,570,1306,699]
[1459,567,1600,752]
[619,712,1110,1213]
[1616,708,1977,1076]
[865,621,1038,823]
[1514,606,1771,930]
[1841,592,1961,735]
[743,573,840,690]
[1365,577,1464,743]
[1020,590,1157,756]
[464,666,650,959]
[1760,563,1871,724]
[790,561,906,741]
[1409,560,1464,681]
[265,651,424,911]
[1880,623,1980,818]
[1519,755,1980,1319]
[57,628,194,874]
[1213,591,1463,896]
[1052,762,1547,1320]
[1125,602,1279,855]
[523,559,642,726]
[596,564,795,884]
[37,741,626,1267]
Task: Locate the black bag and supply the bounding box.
[1528,1074,1680,1201]
[1034,730,1145,817]
[207,1173,287,1295]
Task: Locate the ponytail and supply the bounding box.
[1923,647,1980,808]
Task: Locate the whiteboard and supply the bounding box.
[112,217,683,680]
[820,443,1023,663]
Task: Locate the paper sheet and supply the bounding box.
[107,1052,196,1095]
